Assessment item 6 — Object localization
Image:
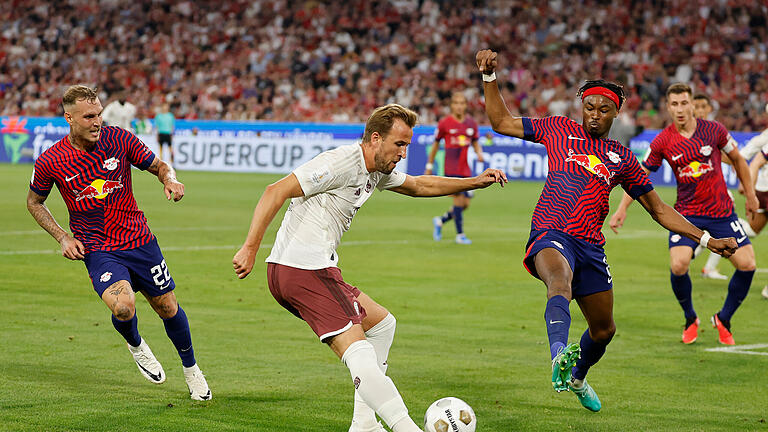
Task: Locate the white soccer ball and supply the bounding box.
[423,397,477,432]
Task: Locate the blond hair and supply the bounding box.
[62,85,99,111]
[362,104,418,143]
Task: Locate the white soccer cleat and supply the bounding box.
[183,364,212,401]
[762,285,768,300]
[349,420,386,432]
[128,339,166,384]
[701,267,728,280]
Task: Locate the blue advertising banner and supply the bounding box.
[1,115,760,188]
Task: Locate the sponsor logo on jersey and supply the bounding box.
[565,149,614,184]
[75,178,123,201]
[103,157,119,170]
[678,160,713,178]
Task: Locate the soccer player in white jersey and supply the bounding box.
[232,104,507,432]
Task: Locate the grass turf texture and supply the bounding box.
[1,162,767,431]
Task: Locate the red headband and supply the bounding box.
[582,87,620,109]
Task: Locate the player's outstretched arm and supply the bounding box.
[609,192,635,234]
[233,173,304,279]
[476,49,524,138]
[726,148,759,218]
[146,156,184,201]
[635,190,738,257]
[390,168,507,197]
[26,190,85,260]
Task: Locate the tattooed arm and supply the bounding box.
[146,156,185,202]
[26,189,85,259]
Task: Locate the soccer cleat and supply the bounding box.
[682,317,700,344]
[128,339,166,384]
[183,364,212,401]
[551,343,580,392]
[762,285,768,300]
[455,234,472,245]
[711,313,735,345]
[569,379,602,412]
[348,421,386,432]
[701,267,728,280]
[432,217,443,241]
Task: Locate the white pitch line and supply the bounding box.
[704,344,768,356]
[0,239,415,256]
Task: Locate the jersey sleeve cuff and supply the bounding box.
[522,117,535,141]
[29,184,50,197]
[628,183,654,200]
[641,161,660,172]
[136,154,154,170]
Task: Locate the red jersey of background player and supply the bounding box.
[523,116,654,245]
[642,119,734,218]
[30,126,156,253]
[436,115,479,177]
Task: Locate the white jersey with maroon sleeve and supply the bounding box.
[266,144,406,270]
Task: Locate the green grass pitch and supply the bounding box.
[1,163,766,431]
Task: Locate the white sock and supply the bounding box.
[342,340,419,431]
[704,252,722,272]
[351,314,397,430]
[570,377,585,389]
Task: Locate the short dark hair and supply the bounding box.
[62,85,99,110]
[362,104,418,143]
[576,79,626,109]
[666,83,692,98]
[693,93,712,105]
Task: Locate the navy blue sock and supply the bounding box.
[571,329,611,381]
[453,206,464,234]
[440,209,453,223]
[670,272,696,319]
[162,306,196,367]
[112,313,141,347]
[545,295,571,360]
[719,269,753,322]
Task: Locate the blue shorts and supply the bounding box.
[84,238,176,297]
[668,213,751,250]
[523,229,613,297]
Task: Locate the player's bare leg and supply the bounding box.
[143,290,210,400]
[712,244,757,344]
[669,246,700,343]
[102,280,166,384]
[534,249,578,391]
[330,324,420,432]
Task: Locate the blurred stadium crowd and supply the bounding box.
[1,0,766,131]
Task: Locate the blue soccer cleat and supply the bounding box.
[455,233,472,245]
[569,378,601,412]
[432,217,443,241]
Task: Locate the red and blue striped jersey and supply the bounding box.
[523,116,653,245]
[642,119,733,218]
[30,126,157,253]
[436,115,478,177]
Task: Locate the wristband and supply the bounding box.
[425,162,434,170]
[699,231,711,248]
[482,72,497,82]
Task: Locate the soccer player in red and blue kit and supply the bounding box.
[425,92,484,244]
[611,83,758,346]
[26,85,211,400]
[476,50,737,412]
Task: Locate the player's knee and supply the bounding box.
[735,260,756,272]
[154,299,179,319]
[669,259,689,275]
[113,303,135,321]
[591,324,616,344]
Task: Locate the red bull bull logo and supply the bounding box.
[75,178,123,201]
[565,149,614,184]
[678,160,713,178]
